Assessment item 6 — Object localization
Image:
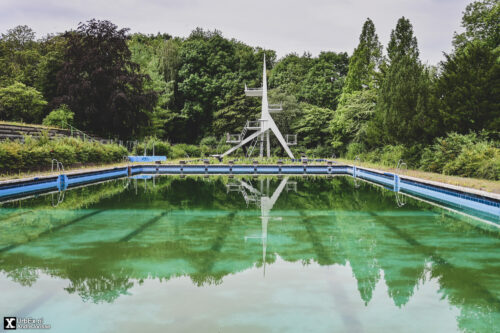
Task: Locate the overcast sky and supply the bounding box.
[0,0,470,65]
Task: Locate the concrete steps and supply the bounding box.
[0,124,104,142]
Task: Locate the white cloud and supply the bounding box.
[0,0,470,64]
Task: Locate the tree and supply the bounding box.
[437,41,499,134]
[34,34,66,111]
[293,103,334,147]
[342,18,382,95]
[0,25,36,50]
[129,33,175,138]
[268,88,301,137]
[330,88,377,151]
[453,0,499,50]
[175,28,274,142]
[269,53,314,97]
[376,17,436,144]
[436,0,500,135]
[212,94,260,138]
[0,25,40,87]
[159,38,182,83]
[298,51,349,110]
[0,82,47,122]
[330,18,382,152]
[55,19,156,139]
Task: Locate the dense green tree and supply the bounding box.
[159,38,182,83]
[436,0,500,136]
[298,51,349,110]
[0,82,47,122]
[330,88,377,150]
[0,25,40,87]
[212,94,260,138]
[175,28,274,142]
[129,33,175,138]
[293,103,334,147]
[34,34,66,112]
[55,20,156,139]
[269,53,314,97]
[268,88,301,137]
[453,0,499,50]
[342,18,382,95]
[437,42,499,135]
[375,17,436,144]
[330,18,382,152]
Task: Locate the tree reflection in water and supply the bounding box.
[0,175,498,331]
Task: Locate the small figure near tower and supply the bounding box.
[216,55,297,159]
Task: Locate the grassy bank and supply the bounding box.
[337,158,500,194]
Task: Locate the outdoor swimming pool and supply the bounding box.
[0,175,499,332]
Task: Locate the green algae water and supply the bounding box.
[0,176,498,332]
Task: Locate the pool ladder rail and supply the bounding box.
[51,159,67,207]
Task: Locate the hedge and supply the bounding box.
[0,136,127,173]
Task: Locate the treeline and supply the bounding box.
[0,0,498,178]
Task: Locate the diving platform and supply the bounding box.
[244,84,263,97]
[221,56,296,159]
[268,103,283,113]
[286,134,297,146]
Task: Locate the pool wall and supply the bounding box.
[1,163,498,221]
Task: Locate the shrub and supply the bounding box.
[170,145,187,159]
[345,142,366,160]
[379,145,406,167]
[0,137,127,174]
[176,144,200,158]
[154,141,171,156]
[442,142,499,180]
[420,132,499,180]
[200,136,217,147]
[42,105,74,127]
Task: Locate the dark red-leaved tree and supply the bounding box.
[55,19,156,139]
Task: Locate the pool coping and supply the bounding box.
[0,163,498,201]
[0,163,499,222]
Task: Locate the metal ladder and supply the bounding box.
[246,136,260,157]
[240,120,249,139]
[51,159,66,207]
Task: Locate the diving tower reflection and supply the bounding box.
[227,177,297,276]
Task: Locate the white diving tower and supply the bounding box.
[218,56,297,159]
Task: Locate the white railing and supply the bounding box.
[286,134,297,145]
[244,84,263,96]
[247,120,266,128]
[268,103,283,112]
[226,133,242,143]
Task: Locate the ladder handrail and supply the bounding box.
[51,158,64,173]
[61,121,98,142]
[396,159,408,175]
[246,136,259,157]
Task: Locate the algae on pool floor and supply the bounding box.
[0,176,499,332]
